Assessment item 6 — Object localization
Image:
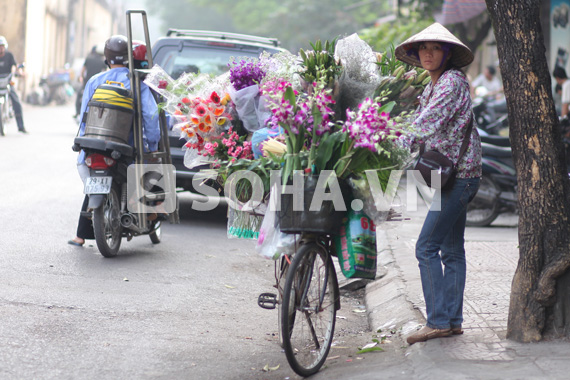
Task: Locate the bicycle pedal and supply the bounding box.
[80,211,93,220]
[257,292,278,310]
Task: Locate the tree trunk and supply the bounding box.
[485,0,570,342]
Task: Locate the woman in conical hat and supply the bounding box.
[396,23,482,345]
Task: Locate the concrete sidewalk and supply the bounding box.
[365,200,570,379]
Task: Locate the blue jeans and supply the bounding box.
[415,177,480,329]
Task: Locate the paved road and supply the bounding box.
[0,103,373,380]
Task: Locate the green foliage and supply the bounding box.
[145,0,236,33]
[152,0,390,52]
[359,15,433,53]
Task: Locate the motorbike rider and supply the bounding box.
[0,36,27,134]
[68,35,161,247]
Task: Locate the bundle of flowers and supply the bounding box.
[144,65,234,166]
[373,45,430,117]
[229,57,267,91]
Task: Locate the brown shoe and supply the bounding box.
[407,326,452,345]
[451,326,464,335]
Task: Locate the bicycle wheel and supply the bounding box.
[281,241,339,377]
[277,255,290,348]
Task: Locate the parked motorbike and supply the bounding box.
[472,95,509,136]
[466,142,518,226]
[38,69,74,105]
[0,72,14,136]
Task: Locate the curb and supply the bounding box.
[365,228,423,341]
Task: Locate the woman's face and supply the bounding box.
[418,42,449,72]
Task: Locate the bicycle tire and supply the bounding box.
[281,241,339,377]
[277,255,290,348]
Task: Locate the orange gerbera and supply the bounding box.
[185,128,196,138]
[204,114,212,125]
[190,116,200,124]
[213,107,224,116]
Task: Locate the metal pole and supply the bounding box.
[126,10,147,230]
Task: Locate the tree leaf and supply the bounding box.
[356,346,384,354]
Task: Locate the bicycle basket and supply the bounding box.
[277,175,349,235]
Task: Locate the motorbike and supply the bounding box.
[466,141,518,227]
[472,95,509,136]
[0,72,14,136]
[38,69,75,105]
[71,10,179,257]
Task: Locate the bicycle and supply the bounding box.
[258,180,345,377]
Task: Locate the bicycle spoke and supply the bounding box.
[304,310,321,349]
[281,242,338,377]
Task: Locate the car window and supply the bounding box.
[155,45,279,79]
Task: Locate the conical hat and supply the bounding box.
[395,23,473,68]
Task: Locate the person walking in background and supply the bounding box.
[0,36,27,134]
[395,23,482,345]
[74,44,107,118]
[553,66,570,117]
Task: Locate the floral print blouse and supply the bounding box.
[410,68,482,178]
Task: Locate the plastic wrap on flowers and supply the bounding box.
[143,64,177,98]
[347,176,390,226]
[227,207,263,240]
[228,84,261,132]
[334,34,382,120]
[183,146,210,169]
[145,66,236,169]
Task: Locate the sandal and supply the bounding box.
[67,239,84,247]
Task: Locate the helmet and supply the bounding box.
[0,36,8,49]
[132,40,147,61]
[104,35,128,65]
[132,40,149,69]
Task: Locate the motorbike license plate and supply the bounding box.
[84,176,113,194]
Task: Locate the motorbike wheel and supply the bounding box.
[93,185,122,257]
[149,221,161,244]
[466,176,500,227]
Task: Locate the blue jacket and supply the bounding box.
[77,67,161,164]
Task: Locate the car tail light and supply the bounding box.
[85,153,116,169]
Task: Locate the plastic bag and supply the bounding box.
[333,209,377,279]
[255,188,299,259]
[251,126,283,158]
[229,84,261,132]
